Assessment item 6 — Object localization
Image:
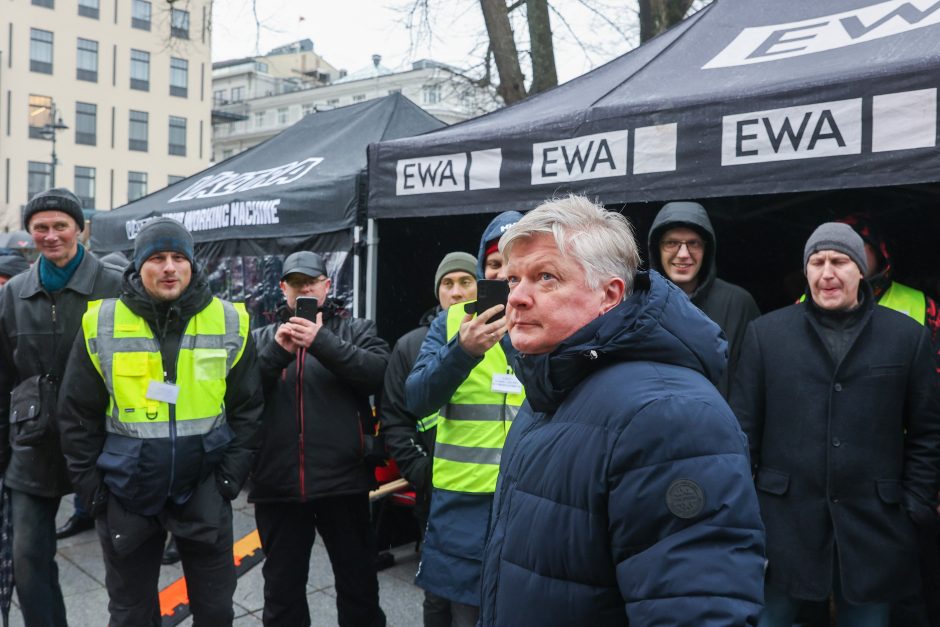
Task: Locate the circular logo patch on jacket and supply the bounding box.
[666,479,705,519]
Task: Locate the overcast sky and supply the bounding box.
[211,0,640,84]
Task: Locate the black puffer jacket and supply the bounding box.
[57,266,264,519]
[0,250,122,497]
[249,300,390,502]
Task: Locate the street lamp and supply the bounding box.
[39,103,68,188]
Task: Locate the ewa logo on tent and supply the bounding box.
[704,0,940,69]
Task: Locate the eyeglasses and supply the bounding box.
[661,239,704,253]
[286,275,328,289]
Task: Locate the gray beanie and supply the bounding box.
[133,218,194,271]
[803,222,868,276]
[434,252,477,296]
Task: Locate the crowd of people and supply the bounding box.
[0,186,937,627]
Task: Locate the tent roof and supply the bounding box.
[92,93,445,252]
[368,0,940,218]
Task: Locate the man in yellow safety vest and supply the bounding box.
[57,218,264,627]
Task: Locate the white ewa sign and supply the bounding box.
[395,149,502,195]
[722,89,937,166]
[532,124,677,184]
[722,99,862,165]
[704,0,940,69]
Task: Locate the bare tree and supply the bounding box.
[638,0,696,42]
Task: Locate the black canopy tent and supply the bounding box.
[368,0,940,215]
[91,93,444,323]
[365,0,940,342]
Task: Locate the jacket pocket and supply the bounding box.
[112,352,156,410]
[876,479,903,504]
[193,349,228,381]
[9,374,54,446]
[868,364,905,377]
[201,423,234,477]
[756,467,790,496]
[97,434,144,501]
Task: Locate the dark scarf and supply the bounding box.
[39,244,84,292]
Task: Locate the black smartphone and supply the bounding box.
[464,279,509,321]
[295,296,319,322]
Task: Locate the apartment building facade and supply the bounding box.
[212,52,499,162]
[0,0,212,231]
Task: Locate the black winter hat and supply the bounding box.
[133,218,194,271]
[24,188,84,231]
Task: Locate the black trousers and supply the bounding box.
[97,501,236,627]
[255,494,386,627]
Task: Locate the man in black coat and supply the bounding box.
[380,250,477,627]
[0,188,123,626]
[730,222,940,627]
[249,251,390,627]
[648,201,760,397]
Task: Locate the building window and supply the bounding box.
[130,50,150,91]
[76,38,98,82]
[213,89,227,105]
[302,104,313,117]
[30,29,53,74]
[170,58,188,97]
[32,0,53,8]
[170,8,190,39]
[168,116,186,156]
[28,95,52,139]
[277,108,289,125]
[423,84,442,105]
[168,175,185,186]
[75,102,97,146]
[129,110,148,152]
[132,0,151,30]
[128,171,147,202]
[28,162,52,199]
[387,88,402,95]
[74,166,95,208]
[222,148,234,159]
[326,98,339,107]
[78,0,99,18]
[352,95,366,102]
[231,86,245,102]
[254,111,265,128]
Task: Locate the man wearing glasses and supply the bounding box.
[249,251,390,627]
[648,201,760,397]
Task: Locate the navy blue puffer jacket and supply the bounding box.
[479,271,765,626]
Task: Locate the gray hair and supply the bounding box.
[499,195,641,294]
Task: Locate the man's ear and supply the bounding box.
[600,277,626,314]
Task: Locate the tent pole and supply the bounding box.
[353,225,362,318]
[365,219,378,321]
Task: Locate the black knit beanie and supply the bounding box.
[133,218,194,271]
[24,188,84,231]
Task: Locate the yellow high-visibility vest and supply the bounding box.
[82,297,248,439]
[432,302,525,494]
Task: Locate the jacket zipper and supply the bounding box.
[296,347,306,501]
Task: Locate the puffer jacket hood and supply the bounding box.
[476,211,524,279]
[515,270,727,413]
[648,201,717,302]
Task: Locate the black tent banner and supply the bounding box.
[367,0,940,219]
[92,93,445,251]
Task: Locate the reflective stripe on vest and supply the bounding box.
[432,301,525,494]
[878,281,926,325]
[83,297,249,439]
[416,412,441,432]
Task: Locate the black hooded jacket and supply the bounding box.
[57,264,264,520]
[648,202,760,397]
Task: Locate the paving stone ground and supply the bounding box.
[5,492,424,626]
